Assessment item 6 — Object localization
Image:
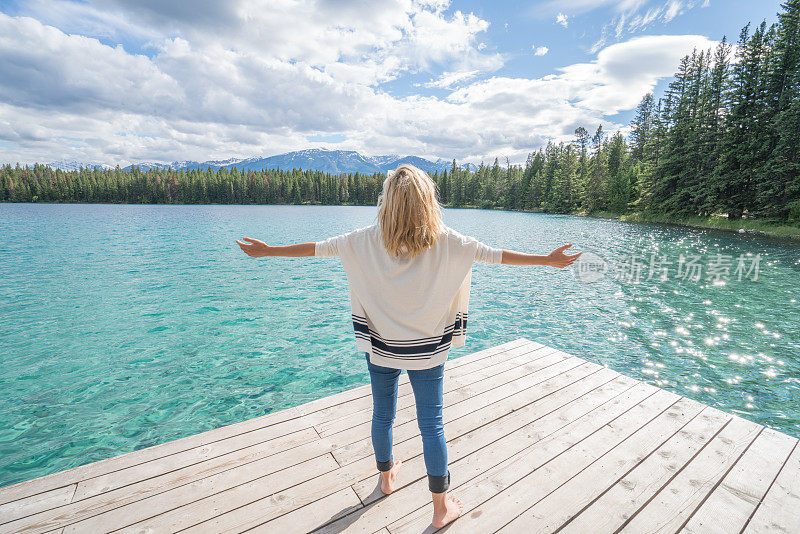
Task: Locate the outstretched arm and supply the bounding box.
[500,243,582,268]
[235,237,315,258]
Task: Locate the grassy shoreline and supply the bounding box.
[442,203,800,240]
[581,210,800,240]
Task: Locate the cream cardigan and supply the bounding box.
[315,224,503,369]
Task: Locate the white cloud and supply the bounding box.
[541,0,660,17]
[441,34,717,149]
[0,14,182,114]
[0,1,719,167]
[532,45,550,56]
[558,34,717,111]
[0,102,329,165]
[424,70,481,88]
[13,0,162,43]
[584,0,708,52]
[536,0,708,53]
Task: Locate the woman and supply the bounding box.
[236,164,581,528]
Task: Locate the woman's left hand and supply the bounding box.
[546,243,582,268]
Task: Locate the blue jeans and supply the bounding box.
[365,352,450,493]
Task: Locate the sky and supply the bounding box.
[0,0,785,166]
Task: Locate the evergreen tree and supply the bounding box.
[711,22,774,218]
[574,127,590,211]
[759,0,800,217]
[630,93,654,161]
[606,131,629,212]
[583,125,605,213]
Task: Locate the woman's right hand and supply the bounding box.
[235,237,271,257]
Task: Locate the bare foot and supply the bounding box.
[380,459,402,494]
[432,495,463,528]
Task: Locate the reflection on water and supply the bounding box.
[0,203,798,487]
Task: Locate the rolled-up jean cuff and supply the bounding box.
[428,470,450,493]
[377,455,394,472]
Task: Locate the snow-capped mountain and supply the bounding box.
[367,154,402,168]
[47,160,114,171]
[233,149,380,174]
[214,149,457,175]
[51,149,475,175]
[121,160,198,171]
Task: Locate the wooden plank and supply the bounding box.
[247,486,363,534]
[0,338,530,508]
[404,387,678,534]
[72,425,320,501]
[302,373,647,534]
[0,485,76,526]
[59,454,341,534]
[118,365,623,533]
[4,454,339,534]
[743,440,800,533]
[0,340,539,532]
[382,381,665,534]
[681,428,797,534]
[495,397,707,533]
[618,415,763,533]
[0,427,324,534]
[559,405,732,534]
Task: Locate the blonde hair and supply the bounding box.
[377,164,445,259]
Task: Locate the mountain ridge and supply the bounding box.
[46,149,478,175]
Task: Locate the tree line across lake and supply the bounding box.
[1,1,798,223]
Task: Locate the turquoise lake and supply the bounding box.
[1,202,799,488]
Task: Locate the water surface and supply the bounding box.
[1,203,798,487]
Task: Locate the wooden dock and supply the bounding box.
[1,338,798,533]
